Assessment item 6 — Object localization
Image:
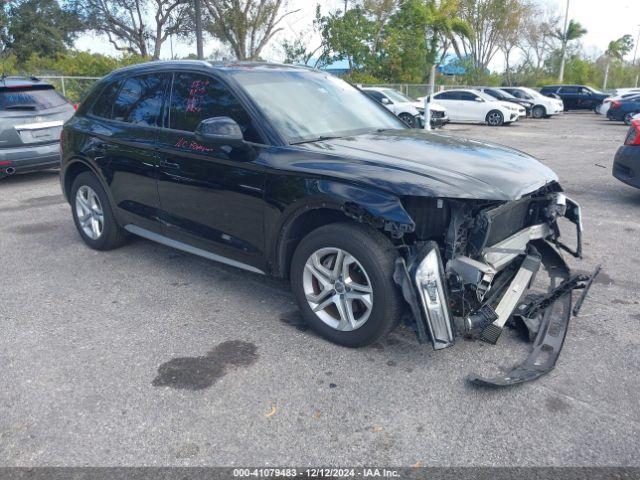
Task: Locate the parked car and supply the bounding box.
[475,86,534,116]
[500,87,564,118]
[606,95,640,124]
[60,61,590,386]
[429,89,521,126]
[413,100,449,129]
[0,76,75,179]
[612,117,640,189]
[597,91,640,115]
[608,88,640,98]
[362,87,448,128]
[539,85,608,111]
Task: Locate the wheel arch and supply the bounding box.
[271,185,415,279]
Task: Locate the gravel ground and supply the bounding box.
[0,111,638,467]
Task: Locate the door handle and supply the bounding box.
[160,159,180,170]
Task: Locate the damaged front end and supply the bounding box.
[394,187,598,386]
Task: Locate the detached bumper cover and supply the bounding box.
[395,195,593,387]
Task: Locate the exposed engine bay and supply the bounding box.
[394,184,598,387]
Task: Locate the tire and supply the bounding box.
[532,105,546,119]
[624,113,634,126]
[70,171,128,250]
[399,112,416,128]
[485,110,504,126]
[290,222,403,347]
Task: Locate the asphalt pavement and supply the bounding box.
[0,111,638,467]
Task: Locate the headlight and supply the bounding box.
[414,246,454,349]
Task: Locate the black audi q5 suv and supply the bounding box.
[61,61,591,386]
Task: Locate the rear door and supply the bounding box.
[85,73,169,233]
[0,85,73,149]
[433,91,460,120]
[559,86,579,109]
[155,71,267,271]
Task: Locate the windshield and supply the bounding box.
[475,90,498,102]
[232,70,405,144]
[382,89,413,103]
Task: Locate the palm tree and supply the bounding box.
[425,0,473,94]
[557,19,587,81]
[603,34,634,89]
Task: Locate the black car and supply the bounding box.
[475,86,534,116]
[0,76,75,178]
[607,95,640,124]
[540,85,608,111]
[613,118,640,188]
[60,61,591,386]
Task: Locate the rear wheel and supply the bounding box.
[290,222,402,347]
[486,110,504,126]
[399,112,417,128]
[70,171,128,250]
[532,105,546,119]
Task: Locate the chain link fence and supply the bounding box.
[38,76,102,104]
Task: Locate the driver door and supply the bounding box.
[155,71,267,271]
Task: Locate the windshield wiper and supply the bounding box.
[290,135,344,145]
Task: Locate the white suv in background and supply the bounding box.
[501,87,564,118]
[362,87,448,128]
[429,89,521,126]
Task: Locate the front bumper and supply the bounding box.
[613,145,640,189]
[394,194,592,386]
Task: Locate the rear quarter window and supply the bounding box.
[0,86,67,111]
[91,81,122,119]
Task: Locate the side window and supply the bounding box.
[365,91,385,102]
[560,86,579,94]
[169,72,261,143]
[435,91,457,100]
[459,92,477,101]
[112,74,167,126]
[91,80,122,119]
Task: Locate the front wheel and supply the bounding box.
[532,105,546,119]
[486,110,504,126]
[290,222,403,347]
[624,113,635,125]
[399,112,417,128]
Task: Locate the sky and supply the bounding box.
[75,0,640,69]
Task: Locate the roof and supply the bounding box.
[109,59,313,77]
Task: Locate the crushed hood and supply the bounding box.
[296,129,558,201]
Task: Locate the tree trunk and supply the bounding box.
[603,60,610,90]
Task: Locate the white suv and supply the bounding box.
[430,89,521,126]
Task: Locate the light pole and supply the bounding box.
[558,0,570,82]
[195,0,204,60]
[633,25,640,88]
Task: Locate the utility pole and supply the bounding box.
[195,0,204,60]
[558,0,570,82]
[634,25,640,88]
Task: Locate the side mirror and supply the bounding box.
[381,97,392,105]
[195,117,244,147]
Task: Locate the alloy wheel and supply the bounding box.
[487,111,503,126]
[302,247,373,331]
[75,185,104,240]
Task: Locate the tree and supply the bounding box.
[79,0,192,60]
[202,0,298,60]
[453,0,530,79]
[4,0,83,64]
[556,19,586,80]
[603,34,634,89]
[426,0,472,92]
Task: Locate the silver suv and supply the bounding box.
[0,76,75,178]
